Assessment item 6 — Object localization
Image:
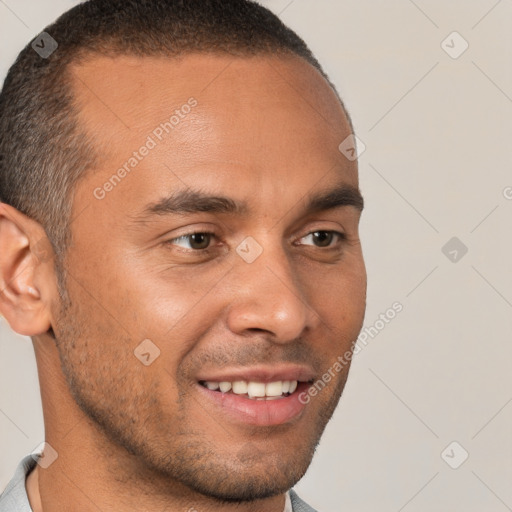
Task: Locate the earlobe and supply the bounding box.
[0,203,54,336]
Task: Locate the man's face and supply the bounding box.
[51,53,366,500]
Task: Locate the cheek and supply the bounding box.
[340,264,367,322]
[58,253,231,409]
[74,254,225,347]
[304,259,366,327]
[55,292,181,424]
[126,272,227,359]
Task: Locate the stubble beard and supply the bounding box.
[50,265,350,503]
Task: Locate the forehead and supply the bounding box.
[69,52,346,117]
[68,53,358,218]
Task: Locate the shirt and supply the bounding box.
[0,454,316,511]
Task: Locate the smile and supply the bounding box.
[199,380,299,400]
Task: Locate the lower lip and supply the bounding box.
[197,383,310,426]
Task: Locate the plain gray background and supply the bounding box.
[1,1,511,511]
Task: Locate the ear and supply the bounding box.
[0,202,56,336]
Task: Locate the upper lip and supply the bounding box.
[196,364,316,384]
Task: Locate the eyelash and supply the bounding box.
[166,230,347,252]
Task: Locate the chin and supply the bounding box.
[178,465,306,503]
[159,436,318,503]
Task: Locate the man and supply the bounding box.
[0,0,366,510]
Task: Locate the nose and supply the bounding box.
[226,242,321,343]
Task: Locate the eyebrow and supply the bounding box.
[138,184,364,219]
[306,184,364,214]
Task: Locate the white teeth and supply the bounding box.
[247,382,266,398]
[265,381,283,397]
[219,381,232,393]
[232,381,248,394]
[203,379,299,398]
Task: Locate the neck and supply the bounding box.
[26,464,42,512]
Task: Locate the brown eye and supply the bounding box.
[170,232,213,250]
[188,233,211,249]
[312,231,334,247]
[300,231,343,248]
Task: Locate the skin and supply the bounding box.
[0,53,366,512]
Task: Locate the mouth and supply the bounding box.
[198,379,299,400]
[195,368,315,426]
